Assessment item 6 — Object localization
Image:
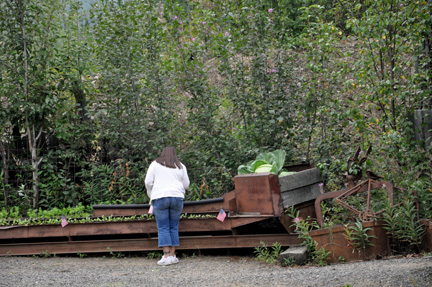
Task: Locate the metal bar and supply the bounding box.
[0,234,302,256]
[337,182,365,200]
[93,201,231,217]
[93,192,237,217]
[315,189,348,228]
[366,179,372,212]
[0,217,273,240]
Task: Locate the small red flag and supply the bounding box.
[61,215,69,228]
[216,209,226,222]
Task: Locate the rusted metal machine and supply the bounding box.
[314,178,394,227]
[0,166,323,256]
[314,177,420,228]
[345,146,372,188]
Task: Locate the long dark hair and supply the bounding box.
[156,146,182,169]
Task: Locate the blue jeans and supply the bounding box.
[152,197,183,247]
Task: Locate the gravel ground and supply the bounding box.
[1,254,431,287]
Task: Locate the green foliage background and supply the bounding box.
[0,0,431,218]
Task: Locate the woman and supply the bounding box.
[145,146,190,266]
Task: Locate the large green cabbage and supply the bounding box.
[237,150,295,177]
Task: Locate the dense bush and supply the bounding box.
[0,0,431,219]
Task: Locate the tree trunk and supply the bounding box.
[72,79,93,153]
[18,0,43,209]
[26,122,43,209]
[0,142,10,208]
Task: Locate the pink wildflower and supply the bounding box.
[294,217,301,223]
[268,8,273,13]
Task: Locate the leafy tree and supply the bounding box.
[348,0,430,132]
[0,0,66,209]
[90,0,178,162]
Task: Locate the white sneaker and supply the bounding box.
[157,256,173,266]
[170,255,179,264]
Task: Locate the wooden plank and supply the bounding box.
[0,234,302,256]
[279,168,322,192]
[281,184,321,207]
